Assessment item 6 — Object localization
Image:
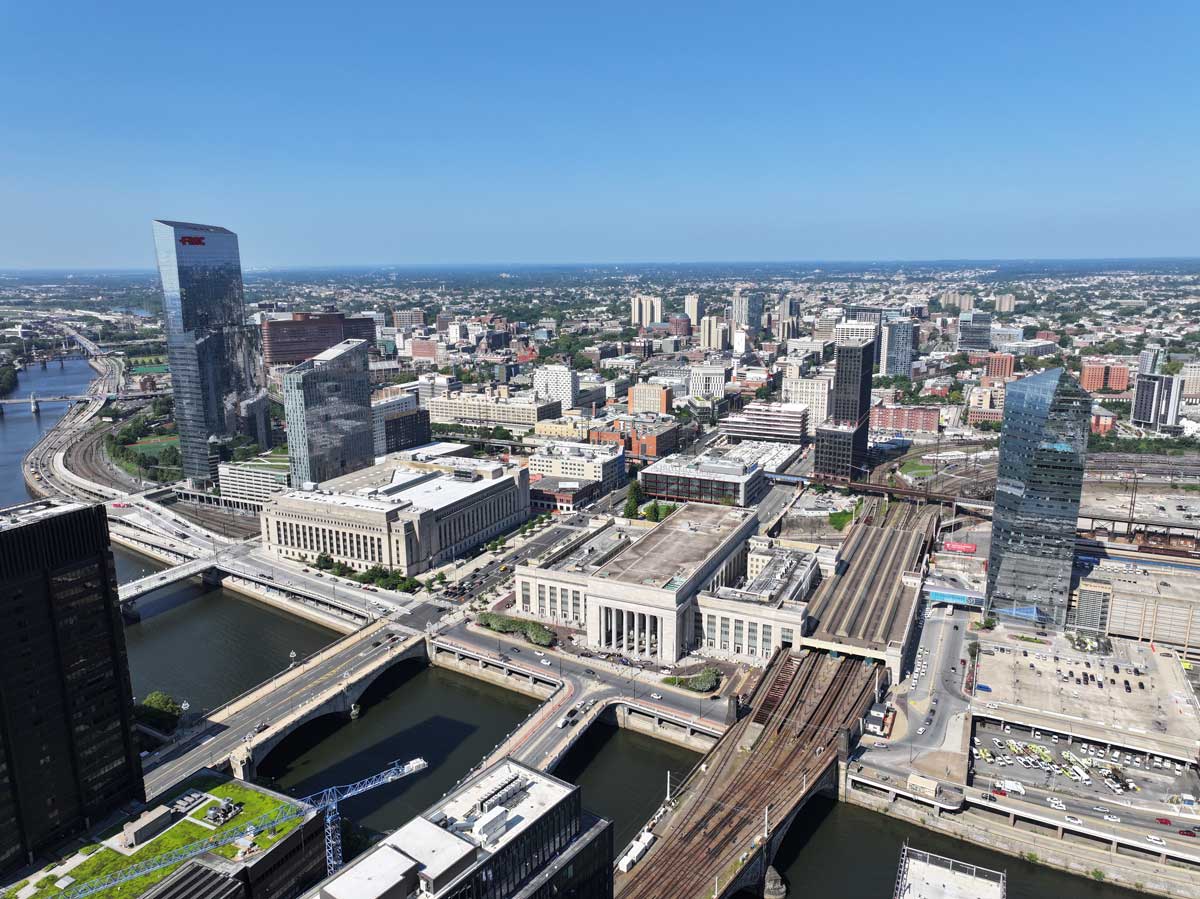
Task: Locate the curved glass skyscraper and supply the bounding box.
[152,221,263,483]
[986,368,1090,626]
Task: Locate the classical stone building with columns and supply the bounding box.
[514,504,758,664]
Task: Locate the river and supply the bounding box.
[1,358,97,507]
[0,360,1148,897]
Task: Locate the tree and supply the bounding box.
[623,481,644,518]
[646,499,662,522]
[142,690,182,718]
[315,552,334,570]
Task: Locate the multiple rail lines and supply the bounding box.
[617,649,877,899]
[805,499,938,652]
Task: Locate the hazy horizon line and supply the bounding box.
[3,254,1200,276]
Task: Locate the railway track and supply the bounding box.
[618,653,876,899]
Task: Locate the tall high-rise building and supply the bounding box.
[685,293,703,325]
[700,315,730,350]
[533,364,580,410]
[814,338,875,481]
[0,501,143,871]
[153,220,264,483]
[956,311,993,352]
[986,368,1090,626]
[731,292,764,333]
[1131,372,1184,433]
[284,339,373,486]
[878,320,914,377]
[834,320,879,348]
[994,293,1016,313]
[630,294,663,327]
[782,375,831,425]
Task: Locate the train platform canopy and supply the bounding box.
[802,510,937,678]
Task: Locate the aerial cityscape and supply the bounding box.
[2,4,1199,899]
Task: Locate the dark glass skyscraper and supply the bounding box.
[0,501,143,871]
[815,337,874,482]
[986,368,1090,626]
[283,339,373,486]
[153,220,264,483]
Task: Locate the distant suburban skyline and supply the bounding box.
[2,2,1198,269]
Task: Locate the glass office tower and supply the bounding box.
[284,339,373,486]
[986,368,1090,626]
[153,220,262,483]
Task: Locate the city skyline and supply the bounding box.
[3,4,1199,268]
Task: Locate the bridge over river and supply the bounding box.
[617,648,880,899]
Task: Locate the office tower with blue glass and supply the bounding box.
[986,368,1090,626]
[153,220,266,484]
[956,311,992,352]
[879,319,915,377]
[284,339,373,486]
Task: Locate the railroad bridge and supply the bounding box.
[616,648,880,899]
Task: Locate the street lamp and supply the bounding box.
[289,649,297,668]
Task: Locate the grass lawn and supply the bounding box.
[27,821,211,899]
[29,778,303,899]
[131,364,169,375]
[127,436,178,457]
[900,458,934,476]
[828,499,863,531]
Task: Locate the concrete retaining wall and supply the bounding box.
[611,704,718,753]
[428,649,557,700]
[844,782,1200,898]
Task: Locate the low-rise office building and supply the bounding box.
[528,441,626,493]
[372,389,432,455]
[306,759,611,899]
[589,413,680,459]
[529,475,601,514]
[217,456,291,510]
[639,449,768,507]
[427,392,561,434]
[260,456,529,575]
[718,400,809,443]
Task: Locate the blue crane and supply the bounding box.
[58,757,428,899]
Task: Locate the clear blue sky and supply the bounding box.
[2,1,1197,269]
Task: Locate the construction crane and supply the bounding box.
[59,758,428,899]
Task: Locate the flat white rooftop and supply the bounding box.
[0,499,88,533]
[895,846,1006,899]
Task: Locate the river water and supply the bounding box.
[0,358,97,507]
[0,360,1146,897]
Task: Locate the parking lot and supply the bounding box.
[971,718,1198,808]
[971,630,1200,762]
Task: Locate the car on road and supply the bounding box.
[511,647,520,653]
[584,669,595,676]
[1065,815,1083,825]
[1148,835,1166,846]
[650,692,663,700]
[314,572,324,578]
[540,659,552,667]
[917,726,926,735]
[1104,814,1121,823]
[534,650,545,657]
[1157,817,1172,826]
[1180,830,1196,838]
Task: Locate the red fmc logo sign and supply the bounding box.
[179,235,206,246]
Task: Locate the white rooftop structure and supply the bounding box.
[893,845,1006,899]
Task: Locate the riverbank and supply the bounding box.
[108,533,358,634]
[844,777,1189,897]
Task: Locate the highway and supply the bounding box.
[141,624,412,798]
[440,618,727,770]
